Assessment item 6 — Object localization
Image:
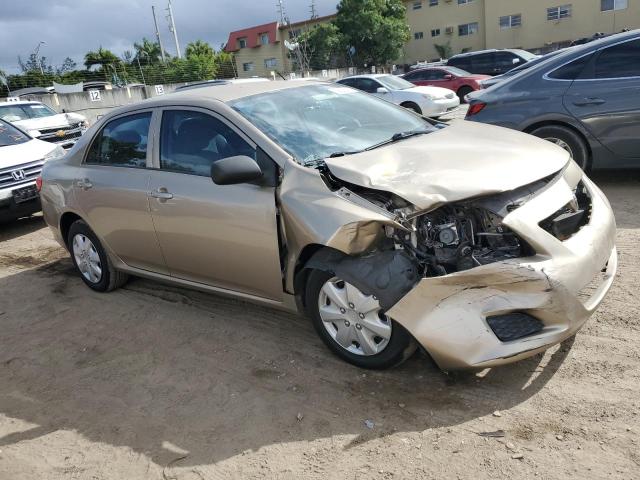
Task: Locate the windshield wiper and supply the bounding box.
[364,129,430,152]
[328,150,362,158]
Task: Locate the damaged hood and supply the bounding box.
[324,120,570,210]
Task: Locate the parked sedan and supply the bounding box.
[402,66,490,102]
[466,30,640,170]
[337,74,459,117]
[447,49,539,76]
[479,49,568,89]
[41,80,616,370]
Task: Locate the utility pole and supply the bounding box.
[310,0,318,19]
[166,0,182,59]
[277,0,287,25]
[152,6,166,63]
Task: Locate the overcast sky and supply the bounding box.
[0,0,337,73]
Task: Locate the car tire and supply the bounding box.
[67,219,128,292]
[530,125,590,171]
[400,102,422,115]
[457,86,474,103]
[304,269,417,370]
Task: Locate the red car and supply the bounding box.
[402,66,490,102]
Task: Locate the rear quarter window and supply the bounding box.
[547,53,594,80]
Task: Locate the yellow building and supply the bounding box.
[403,0,640,63]
[226,1,640,76]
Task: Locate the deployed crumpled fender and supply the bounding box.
[278,161,407,294]
[305,247,420,311]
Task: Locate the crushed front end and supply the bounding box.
[383,160,617,369]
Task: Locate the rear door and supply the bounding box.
[564,38,640,162]
[75,110,168,274]
[147,107,283,300]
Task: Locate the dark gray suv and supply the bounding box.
[466,30,640,170]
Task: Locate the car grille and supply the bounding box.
[37,122,83,146]
[486,313,544,342]
[0,160,45,190]
[539,181,592,241]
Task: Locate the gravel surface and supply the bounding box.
[0,171,638,480]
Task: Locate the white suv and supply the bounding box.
[0,101,88,149]
[0,118,66,222]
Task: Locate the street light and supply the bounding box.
[34,41,46,75]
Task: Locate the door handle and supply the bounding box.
[149,189,174,200]
[572,97,606,106]
[76,178,93,190]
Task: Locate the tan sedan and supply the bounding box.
[40,80,617,370]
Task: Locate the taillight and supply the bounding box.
[466,102,487,117]
[36,176,43,192]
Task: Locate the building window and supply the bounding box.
[601,0,627,11]
[499,14,522,29]
[414,31,424,40]
[431,28,441,37]
[260,33,270,45]
[458,22,479,36]
[238,37,247,49]
[413,1,422,10]
[430,0,438,6]
[458,0,475,5]
[264,58,278,68]
[242,62,254,72]
[547,5,572,20]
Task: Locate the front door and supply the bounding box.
[75,110,168,274]
[147,108,283,300]
[564,38,640,163]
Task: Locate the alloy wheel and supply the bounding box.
[72,233,103,284]
[317,277,392,356]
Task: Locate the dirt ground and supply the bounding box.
[0,172,638,480]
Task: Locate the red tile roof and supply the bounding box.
[225,21,279,52]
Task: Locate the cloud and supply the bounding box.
[0,0,337,73]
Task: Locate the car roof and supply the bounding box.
[339,74,390,80]
[159,78,328,103]
[0,100,43,106]
[449,48,528,59]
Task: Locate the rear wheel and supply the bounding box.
[457,86,474,103]
[530,125,590,171]
[305,269,416,369]
[67,220,128,292]
[400,102,422,115]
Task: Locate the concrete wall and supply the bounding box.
[5,84,180,124]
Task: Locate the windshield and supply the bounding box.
[376,75,414,91]
[0,119,30,147]
[230,84,435,165]
[445,66,472,77]
[0,103,57,122]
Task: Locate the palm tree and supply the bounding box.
[134,38,164,64]
[185,40,214,59]
[84,47,120,69]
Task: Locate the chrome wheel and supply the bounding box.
[317,277,392,356]
[545,137,574,157]
[72,234,102,284]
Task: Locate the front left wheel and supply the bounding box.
[305,269,416,369]
[67,220,128,292]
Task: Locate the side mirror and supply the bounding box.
[211,155,263,185]
[376,87,389,94]
[512,58,521,64]
[443,74,454,80]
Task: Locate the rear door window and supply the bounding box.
[593,39,640,79]
[494,52,519,72]
[471,53,495,74]
[85,112,151,168]
[159,110,256,177]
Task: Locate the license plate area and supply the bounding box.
[12,185,39,204]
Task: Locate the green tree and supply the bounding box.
[299,23,342,70]
[56,57,77,75]
[335,0,409,67]
[133,38,165,63]
[84,47,120,69]
[434,42,453,59]
[185,40,214,60]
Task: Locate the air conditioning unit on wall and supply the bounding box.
[445,26,454,35]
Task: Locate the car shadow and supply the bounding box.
[0,214,46,241]
[590,170,640,229]
[0,257,573,469]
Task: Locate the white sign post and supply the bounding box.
[6,96,20,103]
[154,85,165,95]
[322,69,328,78]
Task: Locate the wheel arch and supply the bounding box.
[523,120,593,165]
[59,211,84,250]
[399,101,422,114]
[293,243,334,308]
